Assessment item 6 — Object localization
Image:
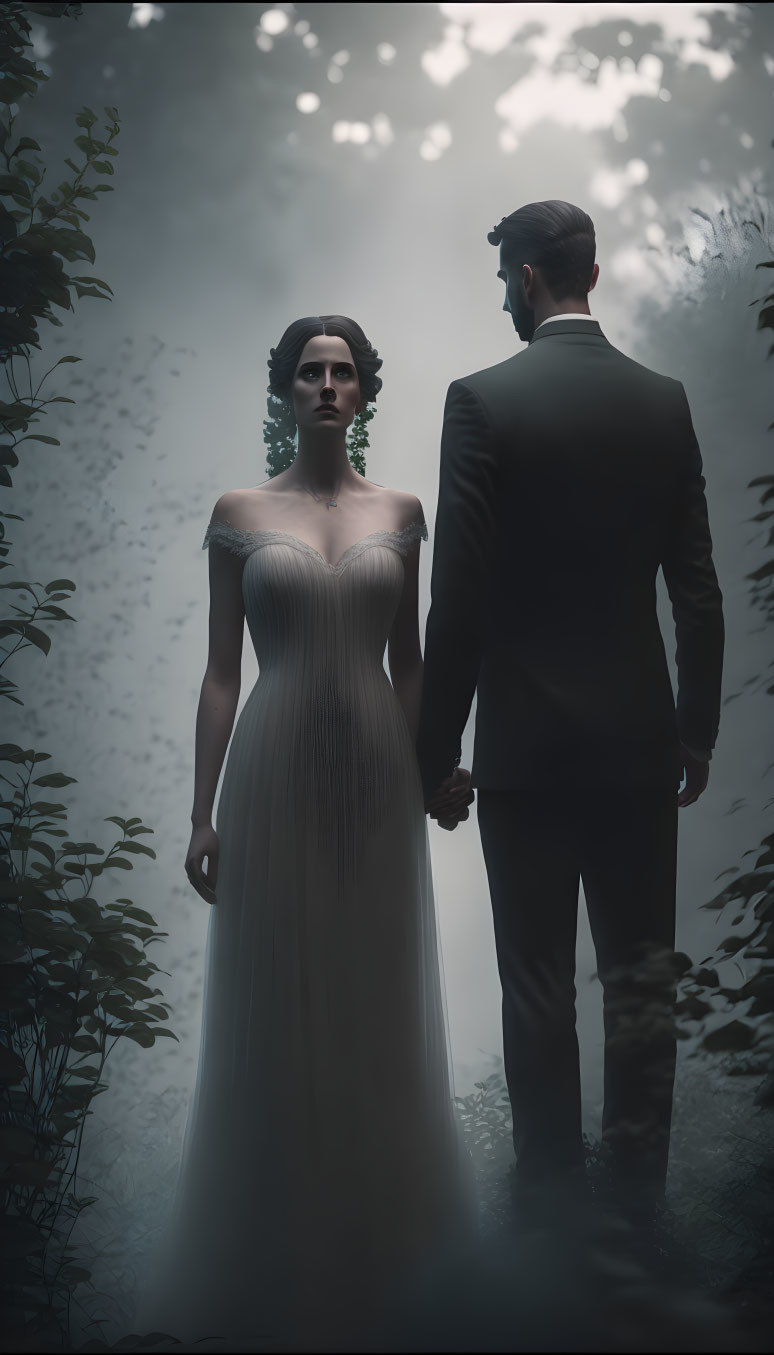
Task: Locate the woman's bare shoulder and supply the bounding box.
[210,482,283,531]
[366,483,425,531]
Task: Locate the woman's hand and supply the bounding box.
[426,767,475,830]
[678,744,710,807]
[185,823,219,905]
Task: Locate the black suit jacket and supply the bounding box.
[415,319,725,795]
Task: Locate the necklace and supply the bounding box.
[298,475,343,509]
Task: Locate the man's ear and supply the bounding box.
[521,263,536,304]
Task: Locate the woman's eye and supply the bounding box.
[301,366,352,378]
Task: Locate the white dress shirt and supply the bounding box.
[532,312,712,764]
[534,312,599,331]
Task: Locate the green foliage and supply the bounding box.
[263,399,375,479]
[0,75,118,361]
[0,549,77,706]
[262,391,297,479]
[345,404,375,477]
[454,1071,514,1233]
[682,190,774,1098]
[455,1071,513,1163]
[680,836,774,1089]
[0,751,174,1345]
[0,6,175,1349]
[1,2,120,648]
[745,252,774,627]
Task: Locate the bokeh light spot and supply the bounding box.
[626,157,649,185]
[427,120,452,150]
[129,2,164,27]
[421,29,468,84]
[684,226,706,262]
[372,113,395,146]
[259,8,289,37]
[610,246,648,283]
[296,92,320,114]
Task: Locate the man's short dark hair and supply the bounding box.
[488,200,596,301]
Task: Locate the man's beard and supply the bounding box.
[511,284,536,342]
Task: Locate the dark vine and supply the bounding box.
[263,397,375,480]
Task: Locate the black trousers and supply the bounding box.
[476,785,679,1203]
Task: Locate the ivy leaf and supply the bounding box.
[703,1020,757,1053]
[9,137,42,156]
[70,275,113,295]
[117,841,156,860]
[0,1044,26,1084]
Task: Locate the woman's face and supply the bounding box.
[291,335,363,433]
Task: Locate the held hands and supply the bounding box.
[185,823,219,905]
[425,767,475,830]
[184,769,475,907]
[678,744,710,808]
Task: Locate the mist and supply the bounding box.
[9,2,774,1346]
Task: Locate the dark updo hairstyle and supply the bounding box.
[487,200,596,302]
[263,315,383,479]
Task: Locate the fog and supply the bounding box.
[10,1,774,1339]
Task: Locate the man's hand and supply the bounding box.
[678,744,710,807]
[425,767,475,830]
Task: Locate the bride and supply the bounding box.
[138,316,477,1350]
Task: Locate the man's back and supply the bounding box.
[427,318,724,789]
[416,201,724,1231]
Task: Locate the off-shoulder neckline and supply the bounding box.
[201,519,428,574]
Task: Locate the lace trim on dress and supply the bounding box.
[201,517,428,573]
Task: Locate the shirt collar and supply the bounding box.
[534,312,597,333]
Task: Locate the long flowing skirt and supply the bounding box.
[137,676,476,1349]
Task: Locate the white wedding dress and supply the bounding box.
[138,517,476,1349]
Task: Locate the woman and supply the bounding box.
[140,316,476,1350]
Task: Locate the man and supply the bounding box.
[417,200,724,1223]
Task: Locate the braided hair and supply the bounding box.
[263,315,383,479]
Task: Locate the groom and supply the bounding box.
[416,200,724,1222]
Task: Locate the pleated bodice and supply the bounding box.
[201,517,430,873]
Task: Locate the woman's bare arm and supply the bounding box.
[387,499,424,741]
[191,493,246,828]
